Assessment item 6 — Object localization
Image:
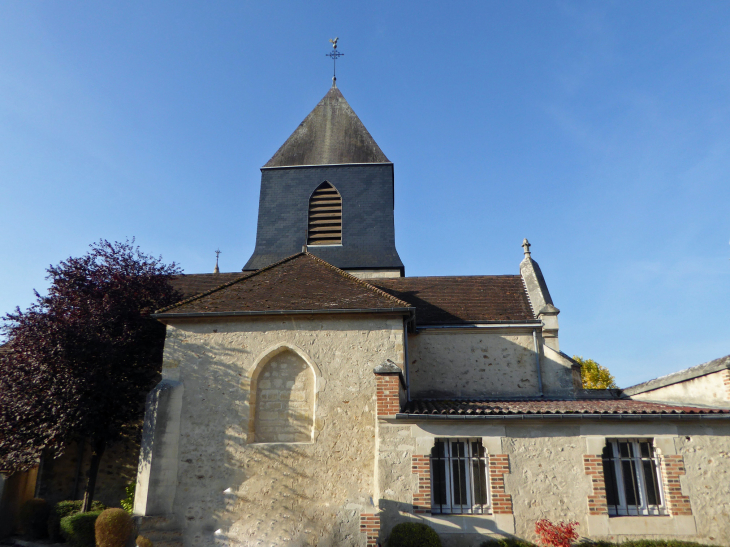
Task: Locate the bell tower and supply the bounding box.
[243,83,404,278]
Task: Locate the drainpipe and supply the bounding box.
[404,318,411,401]
[533,329,544,397]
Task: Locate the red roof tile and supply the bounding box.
[371,276,534,325]
[402,399,730,416]
[156,253,411,317]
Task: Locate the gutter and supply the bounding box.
[416,321,542,331]
[394,413,730,421]
[153,307,415,320]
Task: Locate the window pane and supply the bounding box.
[452,441,464,458]
[621,460,639,506]
[602,446,620,507]
[619,441,632,458]
[643,460,660,506]
[452,459,467,505]
[639,441,652,459]
[432,457,447,506]
[432,441,445,459]
[472,458,487,505]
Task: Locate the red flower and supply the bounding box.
[534,519,579,547]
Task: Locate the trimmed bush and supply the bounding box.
[48,499,107,541]
[60,510,103,547]
[96,508,134,547]
[581,542,713,547]
[19,498,50,539]
[388,522,441,547]
[136,535,154,547]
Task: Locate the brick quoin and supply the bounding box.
[489,454,513,514]
[360,513,380,547]
[583,455,608,515]
[661,455,692,516]
[412,455,431,514]
[375,374,401,417]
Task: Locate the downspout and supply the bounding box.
[404,317,411,401]
[533,329,544,397]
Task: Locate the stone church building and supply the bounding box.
[131,83,730,546]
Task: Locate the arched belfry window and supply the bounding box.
[307,182,342,245]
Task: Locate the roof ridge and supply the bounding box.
[155,253,306,314]
[303,252,413,308]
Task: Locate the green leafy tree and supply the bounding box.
[574,356,618,389]
[0,240,181,511]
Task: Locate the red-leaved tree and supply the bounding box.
[534,519,579,547]
[0,240,181,511]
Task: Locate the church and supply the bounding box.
[130,81,730,547]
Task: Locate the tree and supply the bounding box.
[573,355,618,389]
[0,240,181,511]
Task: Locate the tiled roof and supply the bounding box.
[401,399,730,416]
[156,253,411,317]
[170,272,247,299]
[371,276,535,325]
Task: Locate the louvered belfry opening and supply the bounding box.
[307,182,342,245]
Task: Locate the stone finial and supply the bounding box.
[522,238,531,258]
[214,249,221,274]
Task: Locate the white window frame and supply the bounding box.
[430,438,490,514]
[603,439,667,517]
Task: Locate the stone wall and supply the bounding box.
[407,329,574,399]
[38,436,139,508]
[376,419,730,546]
[155,313,404,547]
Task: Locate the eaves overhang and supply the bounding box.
[153,306,415,322]
[394,413,730,422]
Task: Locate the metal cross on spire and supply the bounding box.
[214,248,221,274]
[326,37,344,85]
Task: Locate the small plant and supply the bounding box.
[121,482,136,513]
[96,508,134,547]
[534,519,579,547]
[60,510,103,547]
[19,498,50,539]
[388,522,441,547]
[48,499,107,541]
[136,535,154,547]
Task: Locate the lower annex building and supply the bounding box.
[130,83,730,547]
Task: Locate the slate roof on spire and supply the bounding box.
[263,85,390,167]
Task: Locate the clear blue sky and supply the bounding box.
[1,1,728,387]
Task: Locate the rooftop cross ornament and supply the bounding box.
[326,37,344,85]
[522,238,532,258]
[214,248,221,274]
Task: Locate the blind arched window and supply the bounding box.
[307,182,342,245]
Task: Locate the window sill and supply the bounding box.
[413,514,514,535]
[587,515,696,536]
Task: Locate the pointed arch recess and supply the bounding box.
[248,343,321,443]
[307,181,342,245]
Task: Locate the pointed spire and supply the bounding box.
[214,249,221,274]
[263,86,389,167]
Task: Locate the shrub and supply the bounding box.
[388,522,441,547]
[121,482,136,513]
[96,508,134,547]
[60,510,103,547]
[48,499,107,541]
[19,498,50,539]
[535,519,579,547]
[136,535,154,547]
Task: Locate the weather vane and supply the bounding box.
[326,37,344,84]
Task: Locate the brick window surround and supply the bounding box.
[360,513,380,547]
[411,451,513,515]
[583,449,692,516]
